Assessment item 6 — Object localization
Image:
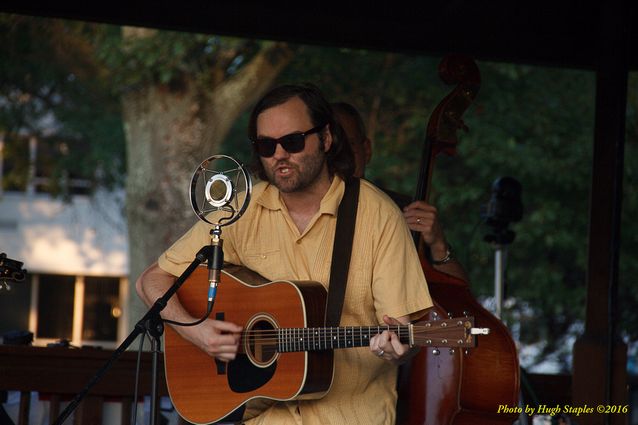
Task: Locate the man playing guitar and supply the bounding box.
[136,84,433,424]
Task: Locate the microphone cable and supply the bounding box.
[162,301,214,327]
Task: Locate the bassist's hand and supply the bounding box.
[403,201,446,252]
[187,319,243,362]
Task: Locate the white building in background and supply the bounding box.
[0,188,130,348]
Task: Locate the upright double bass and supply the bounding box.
[399,55,520,425]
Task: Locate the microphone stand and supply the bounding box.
[53,243,219,425]
[493,243,508,319]
[485,224,531,425]
[484,224,515,319]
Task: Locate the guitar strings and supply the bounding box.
[237,325,463,335]
[235,325,465,345]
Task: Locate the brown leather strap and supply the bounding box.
[325,177,360,327]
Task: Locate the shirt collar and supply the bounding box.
[256,175,345,217]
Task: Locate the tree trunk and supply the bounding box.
[122,33,293,330]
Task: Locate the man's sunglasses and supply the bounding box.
[251,124,325,158]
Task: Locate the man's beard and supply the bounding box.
[263,148,327,193]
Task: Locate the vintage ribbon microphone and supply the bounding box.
[189,154,252,309]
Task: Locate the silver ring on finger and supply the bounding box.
[377,349,385,357]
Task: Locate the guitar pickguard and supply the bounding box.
[227,354,277,393]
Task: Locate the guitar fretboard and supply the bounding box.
[275,325,411,352]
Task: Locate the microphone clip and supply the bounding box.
[206,226,224,304]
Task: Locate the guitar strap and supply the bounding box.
[325,177,360,327]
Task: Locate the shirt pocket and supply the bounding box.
[240,249,283,282]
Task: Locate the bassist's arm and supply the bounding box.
[403,200,469,282]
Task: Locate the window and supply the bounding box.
[36,274,75,340]
[82,276,120,342]
[1,273,124,346]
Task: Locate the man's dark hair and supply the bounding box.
[248,83,354,181]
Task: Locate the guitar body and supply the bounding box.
[164,266,333,424]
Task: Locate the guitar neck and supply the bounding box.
[239,316,481,355]
[243,325,411,354]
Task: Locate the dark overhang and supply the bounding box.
[1,1,635,70]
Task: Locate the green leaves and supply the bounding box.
[98,29,261,91]
[0,14,124,194]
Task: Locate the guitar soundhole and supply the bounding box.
[245,314,278,367]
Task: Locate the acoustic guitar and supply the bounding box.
[163,265,488,424]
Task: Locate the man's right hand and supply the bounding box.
[187,319,243,362]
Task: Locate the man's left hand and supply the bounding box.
[369,315,414,363]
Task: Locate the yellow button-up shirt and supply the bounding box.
[159,176,432,425]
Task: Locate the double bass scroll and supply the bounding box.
[412,54,480,249]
